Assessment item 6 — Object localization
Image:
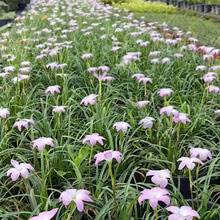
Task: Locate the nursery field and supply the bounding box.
[135,12,220,48]
[0,0,220,219]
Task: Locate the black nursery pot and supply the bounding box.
[172,176,191,199]
[210,177,220,204]
[0,19,13,28]
[186,199,220,220]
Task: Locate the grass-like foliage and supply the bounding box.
[0,0,219,219]
[112,0,177,14]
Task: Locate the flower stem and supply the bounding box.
[144,84,147,99]
[188,169,194,209]
[108,162,118,220]
[154,207,158,220]
[119,130,124,152]
[99,80,102,109]
[177,122,181,142]
[67,202,75,220]
[41,151,45,180]
[89,145,94,191]
[57,113,61,144]
[145,201,150,220]
[164,95,168,106]
[167,116,174,162]
[196,164,200,207]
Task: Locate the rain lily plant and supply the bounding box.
[138,187,170,219]
[95,150,122,220]
[83,133,106,188]
[60,189,93,219]
[113,122,131,151]
[178,156,204,209]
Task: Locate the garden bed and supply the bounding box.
[0,0,219,219]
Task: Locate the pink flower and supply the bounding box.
[190,147,212,161]
[214,109,220,114]
[19,67,32,73]
[203,55,213,60]
[0,72,10,78]
[146,169,170,188]
[82,133,106,146]
[46,62,59,70]
[174,53,183,58]
[7,159,34,181]
[160,106,178,117]
[150,58,160,64]
[178,157,203,170]
[21,61,31,67]
[87,67,98,73]
[138,117,155,129]
[0,107,10,118]
[196,65,207,71]
[138,187,170,210]
[53,106,67,113]
[209,65,220,71]
[140,41,149,47]
[94,150,122,165]
[98,66,110,73]
[59,64,67,69]
[112,46,121,51]
[113,122,131,133]
[162,58,170,64]
[81,94,98,106]
[202,73,216,83]
[137,101,151,108]
[13,119,34,131]
[12,74,30,84]
[123,54,139,65]
[132,73,145,80]
[166,206,200,220]
[59,189,93,211]
[138,77,152,84]
[81,53,93,59]
[93,72,108,81]
[173,113,191,124]
[29,208,58,220]
[149,51,161,56]
[33,137,54,151]
[158,88,173,97]
[3,66,15,73]
[103,76,115,82]
[207,85,220,93]
[45,85,61,96]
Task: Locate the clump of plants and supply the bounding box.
[0,0,219,219]
[114,0,177,13]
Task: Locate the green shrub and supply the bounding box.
[114,0,177,13]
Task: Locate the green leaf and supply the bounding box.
[74,146,89,167]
